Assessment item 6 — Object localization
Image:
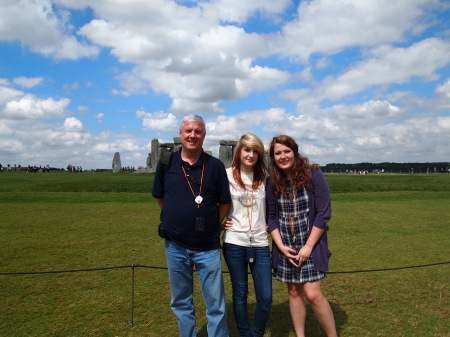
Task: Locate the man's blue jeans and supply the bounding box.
[165,239,229,337]
[223,243,272,337]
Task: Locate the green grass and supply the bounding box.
[0,172,449,336]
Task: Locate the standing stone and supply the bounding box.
[112,152,122,173]
[146,139,161,173]
[264,152,271,170]
[159,143,174,160]
[146,153,152,171]
[143,137,232,173]
[219,145,233,168]
[173,137,182,152]
[219,140,237,168]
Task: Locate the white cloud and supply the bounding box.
[285,38,450,111]
[0,0,99,60]
[202,0,291,23]
[93,139,141,153]
[0,0,449,170]
[0,85,24,106]
[3,96,70,120]
[94,112,104,124]
[271,0,435,62]
[137,110,179,133]
[73,1,290,114]
[432,78,450,110]
[63,117,82,131]
[111,88,130,97]
[0,78,11,86]
[63,82,80,90]
[0,137,25,153]
[13,76,44,88]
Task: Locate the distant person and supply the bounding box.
[266,135,337,337]
[222,134,272,337]
[152,114,231,337]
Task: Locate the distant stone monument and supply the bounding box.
[219,140,237,168]
[145,139,161,173]
[141,138,244,173]
[112,152,122,173]
[145,137,182,173]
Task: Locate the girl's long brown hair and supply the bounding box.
[269,135,319,196]
[231,133,267,190]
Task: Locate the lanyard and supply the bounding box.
[246,188,254,242]
[287,185,297,243]
[181,164,204,208]
[245,188,254,232]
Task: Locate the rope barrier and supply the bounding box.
[1,261,449,276]
[326,261,450,274]
[1,261,448,327]
[0,265,130,276]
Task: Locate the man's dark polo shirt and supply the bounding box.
[152,149,231,251]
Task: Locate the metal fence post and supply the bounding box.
[128,264,136,327]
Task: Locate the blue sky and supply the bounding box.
[1,0,449,170]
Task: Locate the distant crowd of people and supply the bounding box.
[0,163,51,173]
[327,167,449,174]
[427,167,448,174]
[0,163,89,173]
[121,166,136,172]
[67,164,82,173]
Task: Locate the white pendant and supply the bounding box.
[195,195,203,204]
[247,231,254,241]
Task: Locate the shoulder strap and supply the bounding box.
[160,152,173,179]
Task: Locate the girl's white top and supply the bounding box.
[222,167,269,247]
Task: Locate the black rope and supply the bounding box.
[0,265,130,276]
[1,261,449,276]
[326,261,450,274]
[1,261,448,328]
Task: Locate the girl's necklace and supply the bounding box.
[245,188,254,242]
[287,184,296,243]
[237,173,254,242]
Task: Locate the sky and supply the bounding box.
[0,0,449,170]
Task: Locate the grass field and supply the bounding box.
[0,171,449,337]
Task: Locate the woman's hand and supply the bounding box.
[279,245,301,268]
[269,228,307,268]
[295,245,313,266]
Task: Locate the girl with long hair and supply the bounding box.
[222,133,272,337]
[266,135,337,337]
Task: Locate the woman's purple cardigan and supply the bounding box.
[266,169,332,272]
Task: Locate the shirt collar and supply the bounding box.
[178,149,206,167]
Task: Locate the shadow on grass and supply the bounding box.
[197,300,347,336]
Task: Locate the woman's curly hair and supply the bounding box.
[269,135,320,196]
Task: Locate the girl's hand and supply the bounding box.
[280,245,301,267]
[295,245,313,265]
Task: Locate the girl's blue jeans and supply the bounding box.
[223,243,272,337]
